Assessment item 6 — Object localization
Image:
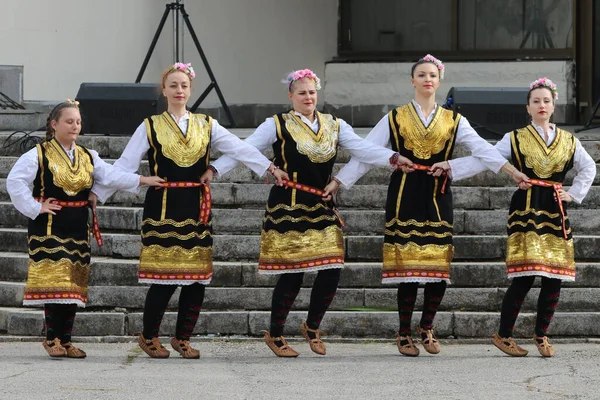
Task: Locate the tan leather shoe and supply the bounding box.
[396,335,420,357]
[418,327,441,354]
[171,338,200,359]
[262,330,299,358]
[62,342,87,358]
[300,321,326,355]
[492,333,528,357]
[534,335,555,357]
[138,333,170,358]
[42,338,67,357]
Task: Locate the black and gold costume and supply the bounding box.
[139,112,213,285]
[24,139,94,306]
[505,125,576,280]
[382,104,460,284]
[258,111,344,274]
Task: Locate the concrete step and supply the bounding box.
[2,254,599,288]
[0,111,46,131]
[2,228,599,261]
[2,180,600,211]
[1,307,598,338]
[2,154,600,188]
[2,202,600,235]
[2,132,600,163]
[1,281,598,312]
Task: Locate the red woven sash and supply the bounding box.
[34,197,103,246]
[158,182,211,225]
[527,179,568,239]
[411,164,449,194]
[281,179,345,227]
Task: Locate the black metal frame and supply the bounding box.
[337,0,576,61]
[135,2,235,127]
[575,0,600,133]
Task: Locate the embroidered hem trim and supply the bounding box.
[382,277,450,285]
[139,278,212,285]
[507,270,575,282]
[258,263,344,275]
[23,299,85,307]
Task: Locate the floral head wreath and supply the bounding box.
[529,77,558,100]
[281,69,322,91]
[65,98,79,107]
[422,54,445,79]
[169,62,196,79]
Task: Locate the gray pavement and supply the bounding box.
[0,340,599,399]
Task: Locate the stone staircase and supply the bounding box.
[1,132,599,339]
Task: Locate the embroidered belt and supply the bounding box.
[527,179,568,239]
[158,181,211,225]
[411,164,449,194]
[281,179,345,227]
[34,197,103,246]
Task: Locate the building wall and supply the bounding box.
[0,0,338,104]
[324,61,575,124]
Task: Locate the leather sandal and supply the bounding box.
[138,333,170,358]
[42,338,67,357]
[534,335,555,357]
[299,321,326,355]
[171,338,200,359]
[492,333,528,357]
[396,335,420,357]
[62,342,87,358]
[418,327,441,354]
[262,330,299,358]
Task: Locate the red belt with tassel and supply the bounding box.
[34,197,103,246]
[527,179,568,239]
[157,182,211,225]
[281,179,345,227]
[411,164,449,194]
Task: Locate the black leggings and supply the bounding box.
[269,268,341,337]
[397,281,447,335]
[498,276,562,338]
[44,303,78,343]
[142,283,206,340]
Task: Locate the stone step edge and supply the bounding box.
[0,335,597,344]
[2,308,600,338]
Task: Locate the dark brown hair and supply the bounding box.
[526,86,555,105]
[411,59,437,78]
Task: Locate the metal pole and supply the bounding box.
[136,4,171,83]
[173,3,178,62]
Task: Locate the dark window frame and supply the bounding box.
[336,0,577,61]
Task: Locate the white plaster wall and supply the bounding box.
[324,61,575,106]
[0,0,338,103]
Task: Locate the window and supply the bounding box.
[338,0,575,60]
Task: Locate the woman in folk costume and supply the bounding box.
[210,68,412,357]
[448,78,596,357]
[92,63,287,359]
[335,55,529,357]
[6,100,163,358]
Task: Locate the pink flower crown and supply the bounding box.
[529,77,558,100]
[422,54,445,79]
[170,62,196,79]
[281,69,322,90]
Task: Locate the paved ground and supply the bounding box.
[0,339,598,399]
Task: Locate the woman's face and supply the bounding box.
[411,62,440,97]
[289,78,318,117]
[51,107,81,147]
[162,71,191,106]
[527,87,555,123]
